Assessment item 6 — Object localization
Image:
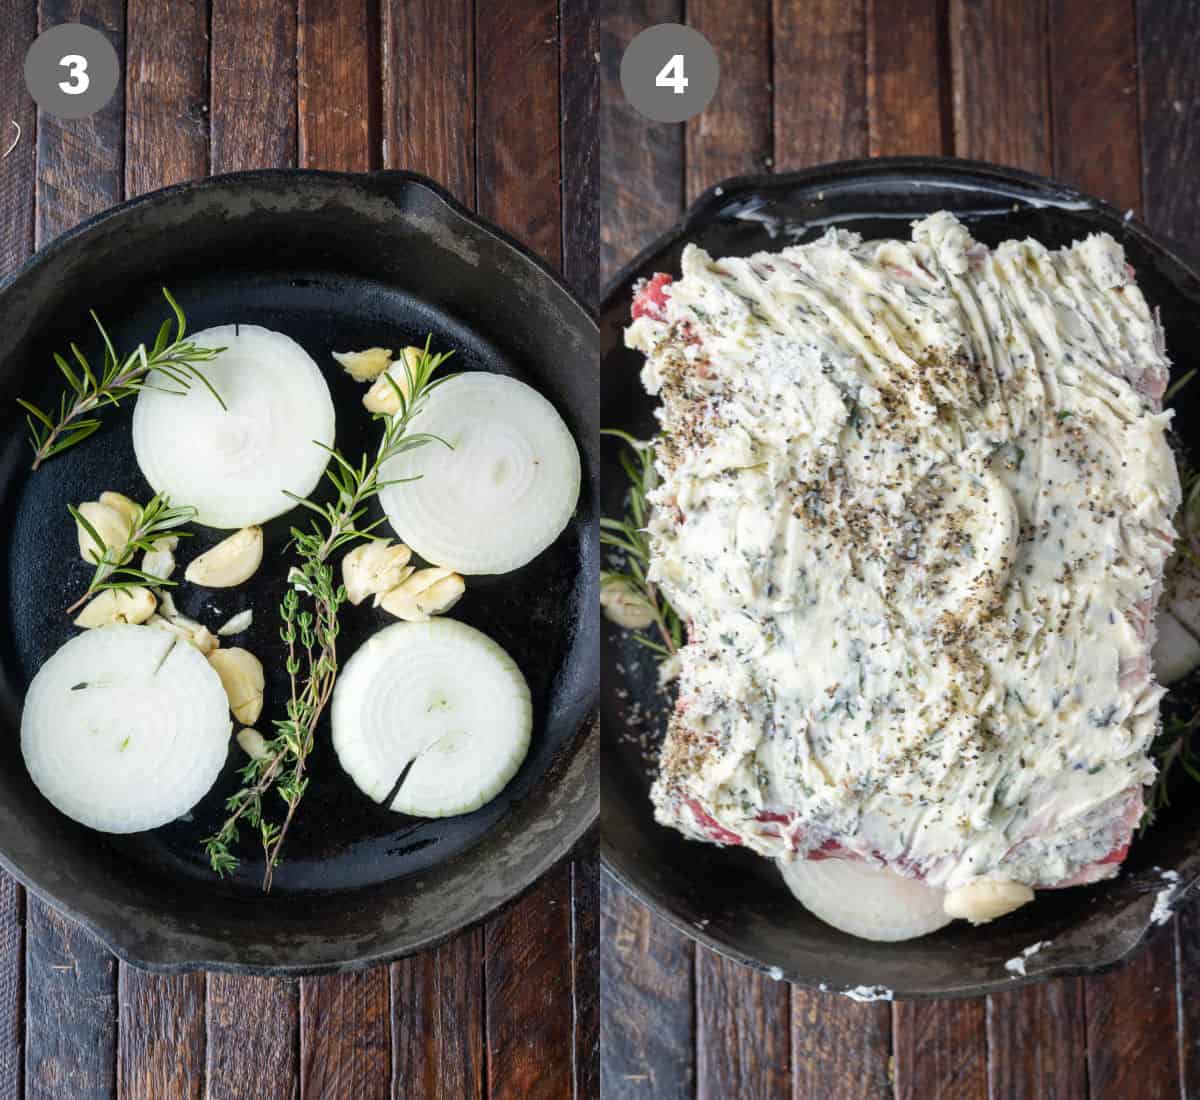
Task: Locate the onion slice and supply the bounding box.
[132,325,336,528]
[21,625,232,833]
[378,373,580,574]
[778,857,953,942]
[332,619,532,817]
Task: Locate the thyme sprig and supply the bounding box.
[204,338,455,889]
[1142,712,1200,832]
[68,493,196,615]
[600,430,683,659]
[18,288,225,471]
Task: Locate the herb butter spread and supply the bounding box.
[625,213,1179,892]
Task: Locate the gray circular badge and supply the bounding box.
[620,24,719,124]
[24,23,120,120]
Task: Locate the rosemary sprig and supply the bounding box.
[204,338,455,889]
[68,493,196,615]
[18,288,226,471]
[600,430,683,659]
[1142,712,1200,832]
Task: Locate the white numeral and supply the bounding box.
[655,53,688,96]
[58,54,90,95]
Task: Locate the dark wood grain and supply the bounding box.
[210,0,298,173]
[300,972,391,1099]
[475,0,562,266]
[0,0,37,276]
[380,0,474,204]
[685,0,771,201]
[893,999,987,1100]
[0,875,22,1100]
[205,974,299,1100]
[599,872,694,1100]
[125,0,209,197]
[391,933,485,1100]
[485,865,575,1100]
[1049,0,1140,211]
[1178,892,1200,1097]
[791,993,891,1100]
[599,0,684,283]
[986,980,1087,1100]
[298,0,377,173]
[117,968,204,1100]
[561,0,600,304]
[24,898,117,1100]
[867,0,948,155]
[696,950,790,1099]
[949,0,1051,172]
[1085,926,1180,1099]
[772,0,868,169]
[572,844,601,1100]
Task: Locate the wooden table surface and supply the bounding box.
[600,2,1200,1098]
[0,2,598,1098]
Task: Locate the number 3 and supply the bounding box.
[58,54,90,95]
[655,53,688,96]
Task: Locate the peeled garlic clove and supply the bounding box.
[217,609,254,637]
[190,626,220,657]
[415,573,465,617]
[74,587,157,628]
[600,579,656,630]
[342,539,414,606]
[943,879,1035,925]
[362,347,422,415]
[185,526,264,588]
[208,648,265,726]
[76,501,131,563]
[236,727,270,760]
[379,566,463,623]
[145,615,220,656]
[369,566,414,608]
[333,347,393,382]
[99,491,141,525]
[142,546,177,581]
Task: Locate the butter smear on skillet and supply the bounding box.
[624,213,1180,936]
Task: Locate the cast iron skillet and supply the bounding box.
[0,169,598,974]
[601,156,1200,999]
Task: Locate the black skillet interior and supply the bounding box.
[0,170,598,972]
[600,157,1200,998]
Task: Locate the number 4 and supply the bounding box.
[656,54,688,96]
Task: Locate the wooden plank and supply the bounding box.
[772,0,868,169]
[117,968,204,1100]
[791,991,891,1100]
[210,0,298,174]
[560,0,599,304]
[949,0,1050,172]
[0,0,37,275]
[298,0,377,173]
[1138,0,1200,248]
[24,897,117,1100]
[0,875,22,1100]
[300,972,391,1099]
[685,0,771,201]
[475,0,562,266]
[1049,0,1140,211]
[893,999,987,1100]
[867,0,947,156]
[1178,893,1200,1097]
[1085,927,1180,1099]
[986,981,1087,1100]
[36,0,126,243]
[571,846,600,1100]
[484,864,575,1100]
[598,0,684,283]
[390,933,485,1100]
[599,873,694,1100]
[125,0,208,196]
[695,948,789,1099]
[206,974,298,1100]
[380,0,474,204]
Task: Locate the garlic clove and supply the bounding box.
[333,347,393,382]
[191,626,220,657]
[217,609,254,637]
[415,573,465,617]
[99,491,141,525]
[74,587,157,628]
[76,501,132,563]
[342,539,414,606]
[236,727,270,760]
[208,648,265,726]
[600,579,656,630]
[379,566,464,623]
[362,347,423,416]
[185,526,264,588]
[369,566,414,608]
[142,546,177,581]
[145,614,220,656]
[943,879,1035,925]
